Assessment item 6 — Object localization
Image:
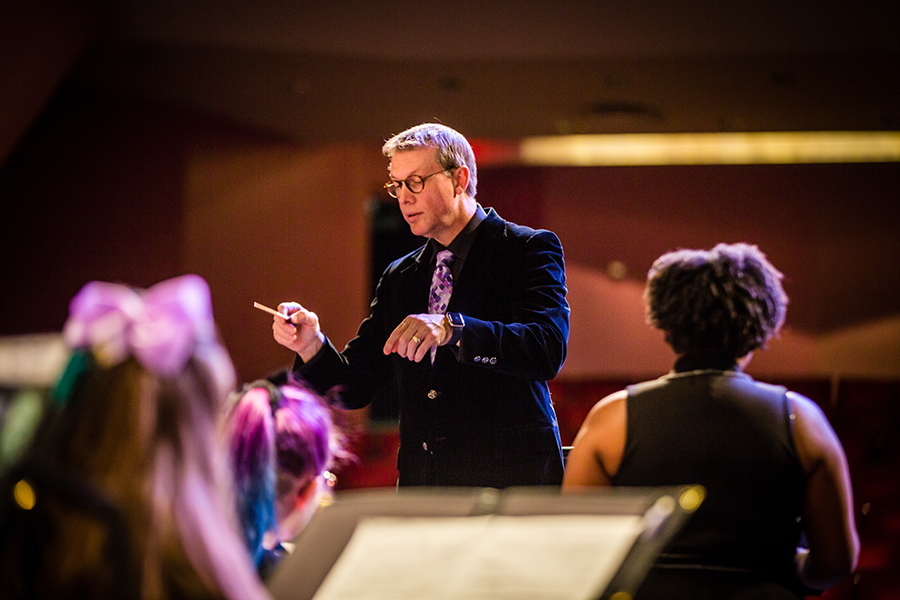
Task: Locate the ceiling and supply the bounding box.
[82,0,900,142]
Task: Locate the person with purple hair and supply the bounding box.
[227,378,349,579]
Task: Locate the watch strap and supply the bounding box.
[446,312,464,345]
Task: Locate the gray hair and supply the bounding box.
[382,123,477,198]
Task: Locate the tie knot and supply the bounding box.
[436,250,454,268]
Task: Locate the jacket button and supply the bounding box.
[489,357,497,365]
[473,356,481,362]
[423,442,428,451]
[427,389,438,399]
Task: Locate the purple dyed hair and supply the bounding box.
[228,387,277,565]
[228,380,345,566]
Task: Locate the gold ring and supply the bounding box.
[411,336,421,344]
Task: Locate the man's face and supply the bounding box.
[389,148,463,246]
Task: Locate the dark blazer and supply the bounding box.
[295,208,569,487]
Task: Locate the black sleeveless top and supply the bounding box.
[612,355,806,598]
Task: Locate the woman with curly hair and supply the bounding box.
[563,243,859,600]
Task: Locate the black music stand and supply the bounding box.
[266,485,703,600]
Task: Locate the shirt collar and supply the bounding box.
[428,203,486,260]
[673,351,739,373]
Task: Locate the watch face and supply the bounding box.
[448,312,464,327]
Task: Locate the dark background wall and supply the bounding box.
[2,75,898,384]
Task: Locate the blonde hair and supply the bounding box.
[382,123,478,198]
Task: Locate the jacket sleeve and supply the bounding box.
[292,278,395,410]
[454,228,569,381]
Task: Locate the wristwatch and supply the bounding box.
[445,312,465,345]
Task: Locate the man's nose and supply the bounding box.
[397,186,414,202]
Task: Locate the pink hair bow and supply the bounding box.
[63,274,216,377]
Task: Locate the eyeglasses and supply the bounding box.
[384,168,454,198]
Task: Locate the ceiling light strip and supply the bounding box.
[518,132,900,166]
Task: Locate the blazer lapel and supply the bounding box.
[448,210,503,312]
[403,244,434,315]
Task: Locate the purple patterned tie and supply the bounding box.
[428,250,454,362]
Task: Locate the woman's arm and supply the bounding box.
[562,390,627,488]
[789,391,860,589]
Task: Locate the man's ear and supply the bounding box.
[454,165,470,196]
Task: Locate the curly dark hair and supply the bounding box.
[644,243,788,359]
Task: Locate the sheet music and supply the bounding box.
[312,514,644,600]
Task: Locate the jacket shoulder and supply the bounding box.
[481,208,561,245]
[383,243,427,277]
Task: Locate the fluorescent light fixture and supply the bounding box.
[518,132,900,166]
